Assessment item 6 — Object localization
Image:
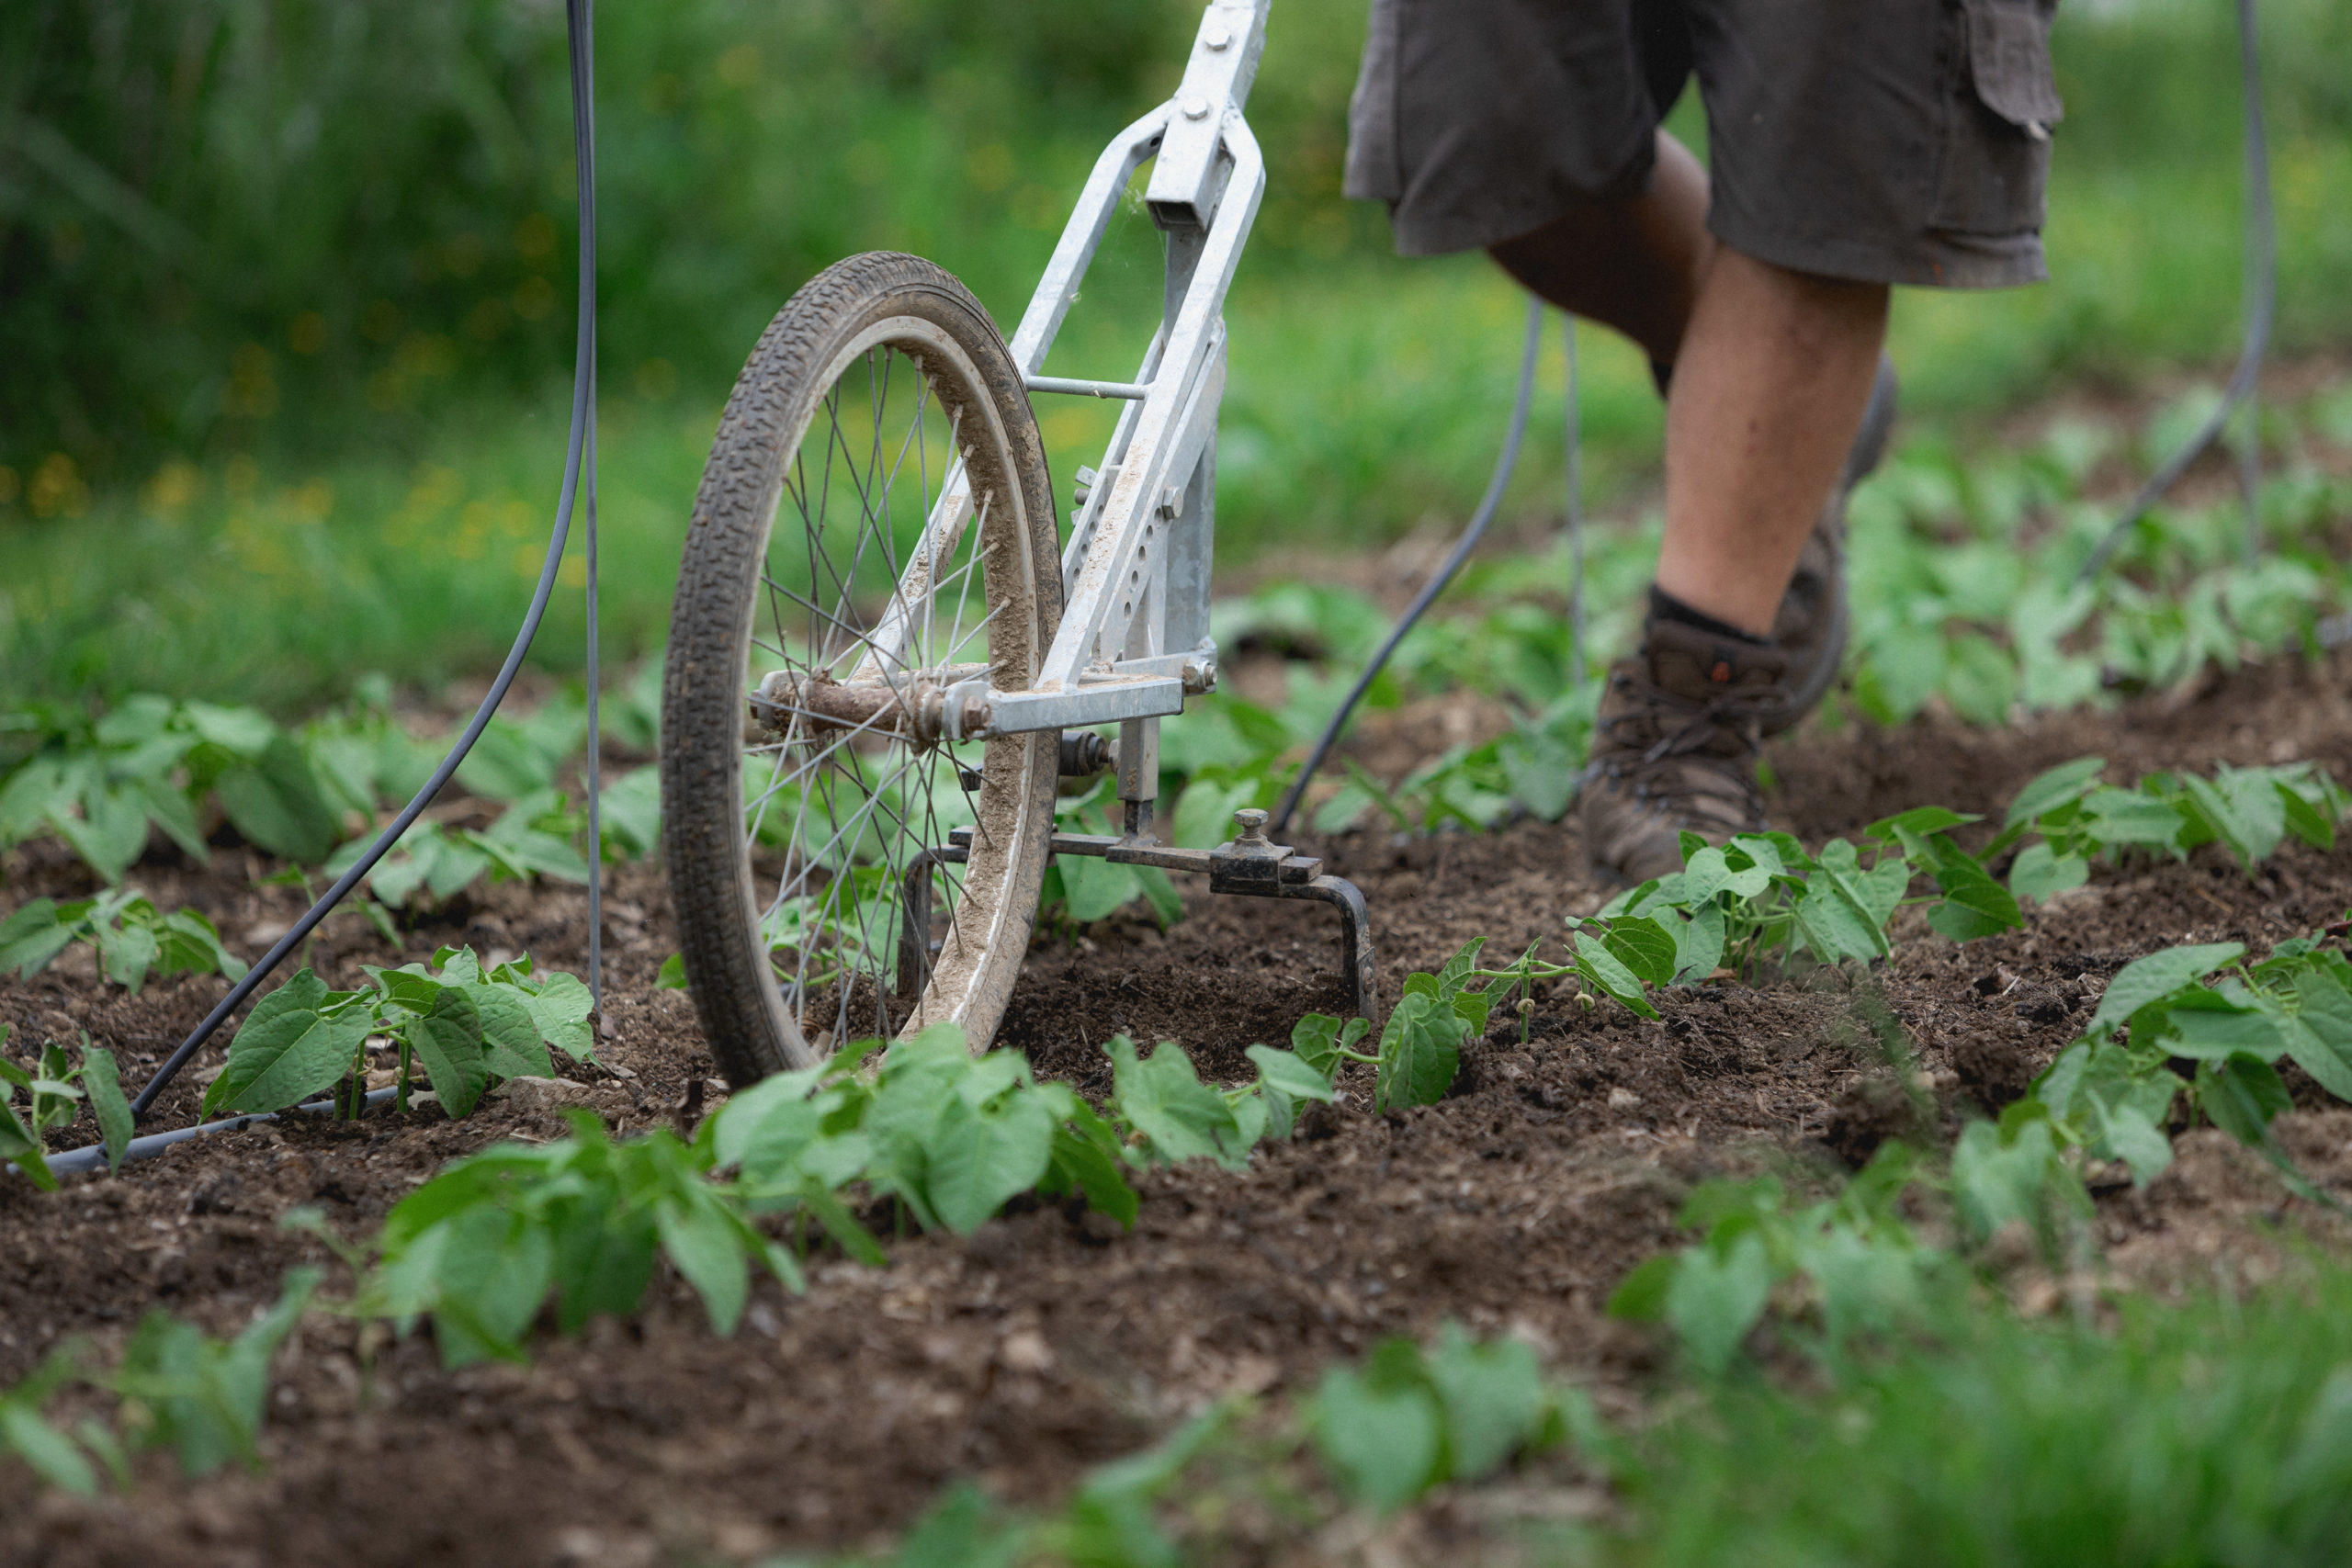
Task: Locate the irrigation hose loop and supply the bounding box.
[1268,293,1544,838]
[128,0,601,1120]
[581,1,604,1018]
[1563,313,1586,691]
[2074,0,2273,589]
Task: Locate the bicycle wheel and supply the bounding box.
[662,253,1061,1084]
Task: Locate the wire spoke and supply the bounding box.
[741,324,1034,1044]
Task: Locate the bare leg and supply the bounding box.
[1656,253,1887,635]
[1488,130,1887,637]
[1489,132,1713,365]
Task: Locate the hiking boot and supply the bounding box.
[1577,619,1787,885]
[1762,353,1898,734]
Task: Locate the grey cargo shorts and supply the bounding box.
[1343,0,2064,288]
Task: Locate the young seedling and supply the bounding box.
[0,1028,134,1187]
[0,890,248,994]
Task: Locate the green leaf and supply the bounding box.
[2195,1055,2292,1148]
[213,733,339,863]
[2158,993,2285,1061]
[96,919,160,993]
[0,898,74,978]
[1928,863,2027,942]
[656,952,688,990]
[206,970,372,1114]
[1942,632,2017,726]
[1290,1012,1368,1079]
[464,982,552,1080]
[180,700,278,757]
[50,781,149,884]
[2087,942,2246,1038]
[1498,724,1577,821]
[597,765,664,861]
[1424,1323,1545,1482]
[1313,1367,1442,1513]
[1792,883,1883,965]
[1572,931,1658,1019]
[454,716,558,800]
[655,1190,752,1334]
[405,986,490,1117]
[1601,916,1679,988]
[522,970,596,1060]
[924,1088,1057,1235]
[1863,807,1981,843]
[887,1484,1025,1568]
[2279,780,2337,852]
[156,908,249,983]
[1172,773,1265,852]
[2081,787,2191,852]
[2273,965,2352,1102]
[131,771,207,863]
[2006,756,2107,828]
[793,1176,889,1267]
[1246,1043,1338,1140]
[1605,1254,1676,1323]
[1665,1231,1772,1375]
[1803,839,1900,958]
[1951,1119,2074,1246]
[1057,854,1142,924]
[116,1268,317,1474]
[1104,1036,1253,1171]
[424,1207,556,1365]
[1132,866,1185,926]
[2094,1102,2176,1186]
[1040,1107,1140,1231]
[0,1398,97,1496]
[0,1093,57,1188]
[81,1045,132,1175]
[2183,773,2280,873]
[2008,842,2090,904]
[1375,990,1464,1111]
[1685,841,1774,901]
[1855,624,1945,726]
[1434,938,1488,999]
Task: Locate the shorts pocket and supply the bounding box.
[1343,0,1404,201]
[1929,0,2064,236]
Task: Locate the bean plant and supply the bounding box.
[201,947,594,1121]
[0,1027,132,1188]
[0,889,245,993]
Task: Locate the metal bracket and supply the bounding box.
[899,807,1378,1024]
[1145,1,1270,230]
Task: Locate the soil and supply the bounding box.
[10,645,2352,1568]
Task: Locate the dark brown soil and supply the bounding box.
[10,649,2352,1568]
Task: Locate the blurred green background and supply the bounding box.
[4,0,2348,709]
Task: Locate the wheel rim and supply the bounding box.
[740,317,1043,1058]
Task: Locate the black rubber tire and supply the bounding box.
[661,253,1061,1086]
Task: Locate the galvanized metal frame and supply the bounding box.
[865,0,1268,770]
[868,0,1381,1021]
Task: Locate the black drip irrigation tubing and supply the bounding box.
[1269,293,1549,838]
[112,0,604,1134]
[26,1089,404,1182]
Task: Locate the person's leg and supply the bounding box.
[1489,134,1887,640]
[1488,131,1713,368]
[1655,250,1888,636]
